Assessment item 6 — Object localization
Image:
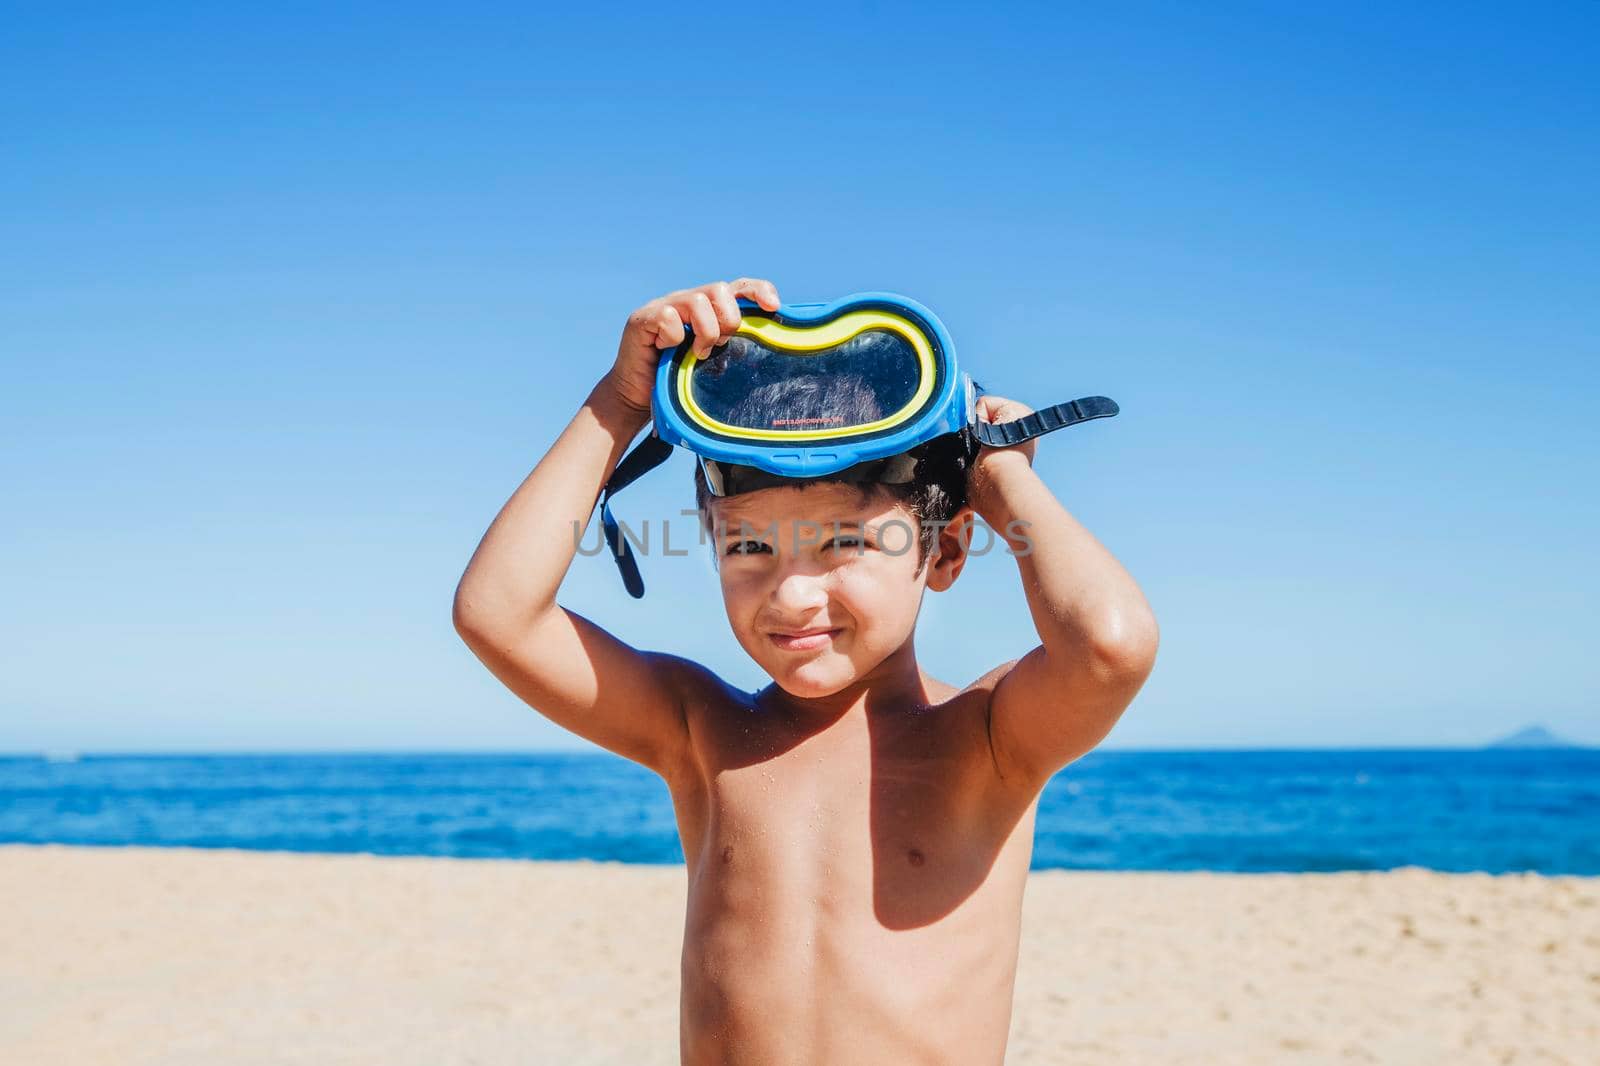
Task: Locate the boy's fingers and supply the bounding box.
[978,394,1030,419]
[731,277,781,311]
[681,291,722,356]
[706,282,743,342]
[652,304,686,350]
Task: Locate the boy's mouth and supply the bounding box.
[768,627,842,651]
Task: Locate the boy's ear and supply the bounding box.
[924,508,977,592]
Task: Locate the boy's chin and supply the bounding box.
[765,657,860,700]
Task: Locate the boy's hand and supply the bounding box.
[603,278,782,417]
[969,393,1037,515]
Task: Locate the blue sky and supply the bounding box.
[3,3,1596,752]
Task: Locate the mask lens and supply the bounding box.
[687,328,923,436]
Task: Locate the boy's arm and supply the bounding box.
[452,279,780,777]
[968,397,1159,786]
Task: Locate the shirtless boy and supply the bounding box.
[452,277,1158,1064]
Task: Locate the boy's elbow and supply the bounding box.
[452,576,507,649]
[452,580,485,646]
[1086,602,1159,684]
[452,575,556,650]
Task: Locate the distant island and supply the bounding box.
[1487,725,1585,750]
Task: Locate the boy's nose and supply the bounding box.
[769,567,830,613]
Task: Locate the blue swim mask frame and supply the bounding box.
[597,291,1118,597]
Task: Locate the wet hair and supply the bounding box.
[691,376,976,568]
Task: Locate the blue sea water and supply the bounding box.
[1,750,1596,874]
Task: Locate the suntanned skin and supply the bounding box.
[453,279,1158,1064]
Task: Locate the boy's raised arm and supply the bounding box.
[968,395,1160,786]
[452,279,781,776]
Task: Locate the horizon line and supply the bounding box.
[2,743,1591,758]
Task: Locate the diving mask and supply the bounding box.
[597,291,1118,597]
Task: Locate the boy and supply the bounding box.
[453,278,1158,1064]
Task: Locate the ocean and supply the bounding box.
[2,750,1596,874]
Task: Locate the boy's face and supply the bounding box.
[708,481,957,699]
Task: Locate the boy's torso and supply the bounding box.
[663,661,1040,1066]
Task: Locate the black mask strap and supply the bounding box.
[970,396,1119,449]
[598,433,674,599]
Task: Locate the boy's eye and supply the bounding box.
[726,539,771,556]
[825,536,866,551]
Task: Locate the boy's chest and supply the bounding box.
[678,702,1030,929]
[694,699,989,833]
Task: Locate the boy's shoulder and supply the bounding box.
[644,653,758,751]
[956,656,1026,763]
[647,652,750,710]
[962,656,1025,695]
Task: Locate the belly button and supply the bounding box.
[907,848,925,867]
[721,844,735,865]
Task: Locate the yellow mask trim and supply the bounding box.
[677,309,937,442]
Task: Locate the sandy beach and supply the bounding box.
[1,846,1594,1065]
